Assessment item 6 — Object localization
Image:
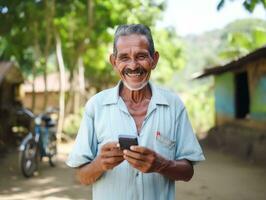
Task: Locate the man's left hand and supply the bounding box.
[123,146,168,173]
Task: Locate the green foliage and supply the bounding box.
[223,18,266,33]
[152,28,185,84]
[52,0,167,90]
[182,19,266,67]
[178,81,215,135]
[252,27,266,46]
[63,108,83,137]
[217,0,266,12]
[0,0,55,79]
[219,27,266,60]
[0,0,176,89]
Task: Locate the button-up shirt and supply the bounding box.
[66,81,205,200]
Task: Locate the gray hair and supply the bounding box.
[113,24,155,56]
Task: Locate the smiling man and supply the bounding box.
[66,24,205,200]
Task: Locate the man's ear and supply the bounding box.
[109,54,116,69]
[151,51,159,70]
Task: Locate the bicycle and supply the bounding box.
[18,108,58,177]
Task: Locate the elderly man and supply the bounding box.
[66,24,205,200]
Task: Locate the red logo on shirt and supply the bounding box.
[156,131,161,138]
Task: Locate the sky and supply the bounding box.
[158,0,266,36]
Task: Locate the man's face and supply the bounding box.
[110,34,159,91]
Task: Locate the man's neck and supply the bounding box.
[120,83,152,104]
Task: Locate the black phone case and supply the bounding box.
[118,135,138,150]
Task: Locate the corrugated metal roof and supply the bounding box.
[192,45,266,79]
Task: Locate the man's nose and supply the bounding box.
[127,59,139,69]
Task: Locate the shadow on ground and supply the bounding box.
[0,143,91,200]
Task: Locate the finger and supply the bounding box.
[103,160,123,170]
[101,142,119,151]
[101,149,124,158]
[102,156,124,165]
[113,159,124,166]
[130,146,153,155]
[124,154,146,168]
[112,148,124,156]
[102,160,124,171]
[123,149,146,161]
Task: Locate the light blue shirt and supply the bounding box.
[66,81,205,200]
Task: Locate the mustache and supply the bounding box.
[123,67,147,75]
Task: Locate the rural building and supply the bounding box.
[0,62,24,148]
[194,46,266,164]
[23,72,70,113]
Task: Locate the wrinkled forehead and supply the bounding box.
[116,34,150,54]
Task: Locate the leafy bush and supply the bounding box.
[179,82,215,138]
[63,108,84,138]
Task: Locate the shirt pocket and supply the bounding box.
[154,133,176,160]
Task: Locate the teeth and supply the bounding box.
[126,72,142,77]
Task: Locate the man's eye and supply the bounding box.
[137,55,147,60]
[119,57,129,61]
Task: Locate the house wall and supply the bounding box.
[214,58,266,127]
[214,73,235,121]
[250,75,266,119]
[22,92,59,114]
[247,58,266,121]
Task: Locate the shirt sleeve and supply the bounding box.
[66,102,98,168]
[175,107,205,164]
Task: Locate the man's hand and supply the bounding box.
[123,145,194,181]
[76,142,124,185]
[96,142,124,171]
[123,146,168,173]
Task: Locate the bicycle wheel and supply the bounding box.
[48,134,57,167]
[19,138,39,177]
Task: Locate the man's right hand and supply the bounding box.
[77,141,124,185]
[96,141,124,171]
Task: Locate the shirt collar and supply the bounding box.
[102,80,169,106]
[102,81,121,105]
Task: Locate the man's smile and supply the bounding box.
[123,67,147,78]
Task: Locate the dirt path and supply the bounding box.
[0,142,265,200]
[175,148,266,200]
[0,142,91,200]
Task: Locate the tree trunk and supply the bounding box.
[31,69,36,112]
[32,22,41,113]
[65,74,75,114]
[78,57,86,105]
[55,33,65,142]
[43,0,55,110]
[73,57,86,113]
[73,69,79,114]
[87,0,94,29]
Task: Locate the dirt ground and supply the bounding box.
[0,142,265,200]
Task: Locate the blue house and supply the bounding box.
[194,46,266,164]
[194,46,266,130]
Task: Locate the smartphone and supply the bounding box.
[118,135,138,150]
